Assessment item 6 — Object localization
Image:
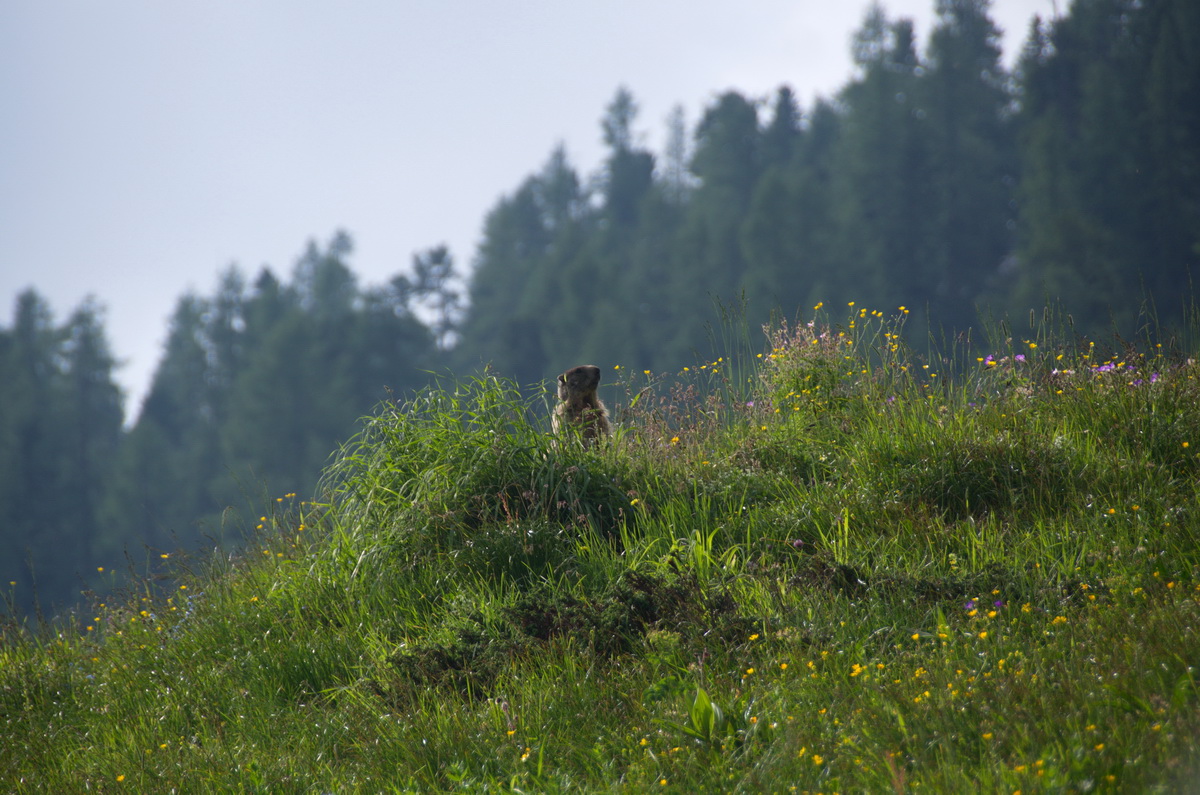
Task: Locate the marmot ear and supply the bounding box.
[558,373,566,384]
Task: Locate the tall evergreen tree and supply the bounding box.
[1011,0,1199,330]
[407,245,463,351]
[576,88,659,368]
[1,292,124,612]
[661,105,694,206]
[102,294,220,554]
[455,178,555,382]
[832,7,933,311]
[921,0,1015,328]
[101,233,439,570]
[1138,0,1200,306]
[1010,11,1126,323]
[0,292,63,604]
[737,85,809,326]
[761,87,801,169]
[740,166,805,325]
[59,300,124,562]
[600,87,656,228]
[690,91,762,205]
[671,91,763,355]
[789,99,845,309]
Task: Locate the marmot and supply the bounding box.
[552,364,611,446]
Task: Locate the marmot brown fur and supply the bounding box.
[552,364,611,446]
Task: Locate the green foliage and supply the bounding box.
[655,686,772,754]
[864,430,1086,520]
[6,0,1200,785]
[7,301,1200,791]
[0,291,123,615]
[1013,0,1200,329]
[456,0,1199,400]
[11,0,1200,625]
[1,233,443,616]
[326,374,631,579]
[97,234,439,598]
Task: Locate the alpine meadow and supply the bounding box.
[4,0,1200,791]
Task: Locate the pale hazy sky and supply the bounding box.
[1,0,1056,418]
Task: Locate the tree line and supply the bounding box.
[457,0,1198,381]
[3,0,1197,615]
[2,234,448,614]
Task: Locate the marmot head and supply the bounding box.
[558,364,601,401]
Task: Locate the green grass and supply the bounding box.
[5,305,1200,792]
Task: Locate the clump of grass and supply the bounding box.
[5,303,1200,792]
[861,428,1089,519]
[323,373,636,586]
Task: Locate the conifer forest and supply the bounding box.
[3,0,1198,615]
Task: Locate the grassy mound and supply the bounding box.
[4,306,1200,792]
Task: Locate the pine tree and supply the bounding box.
[670,92,763,356]
[661,105,693,206]
[1010,12,1125,324]
[0,292,124,612]
[832,7,934,311]
[59,300,124,566]
[1009,0,1200,330]
[455,178,554,382]
[601,87,656,228]
[921,0,1015,329]
[104,293,221,553]
[408,246,463,351]
[0,292,63,606]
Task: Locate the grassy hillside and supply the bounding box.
[4,305,1200,792]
